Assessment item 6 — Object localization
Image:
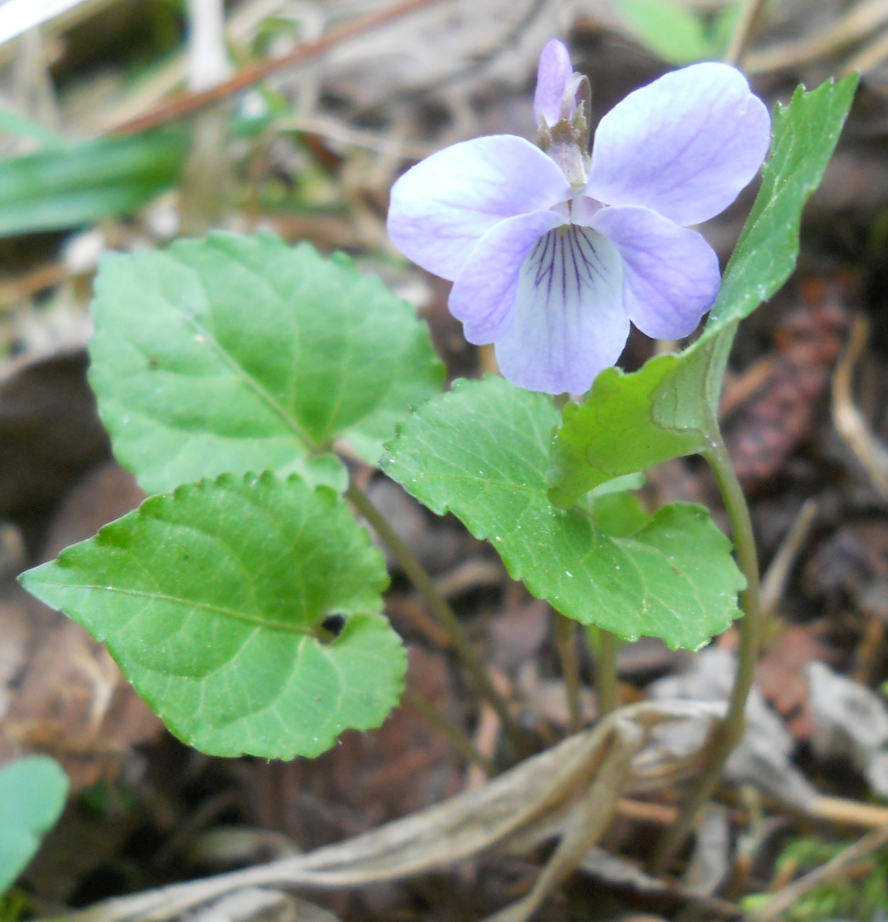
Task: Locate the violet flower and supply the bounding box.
[387,40,771,395]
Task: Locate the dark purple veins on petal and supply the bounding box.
[527,225,610,302]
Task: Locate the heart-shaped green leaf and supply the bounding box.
[89,233,444,494]
[21,473,405,759]
[384,377,744,650]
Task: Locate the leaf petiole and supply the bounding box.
[594,628,621,718]
[345,477,527,755]
[554,612,584,733]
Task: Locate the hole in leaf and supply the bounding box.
[319,614,347,640]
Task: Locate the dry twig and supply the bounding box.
[723,0,769,67]
[748,821,888,922]
[745,0,888,74]
[109,0,449,136]
[759,499,818,622]
[831,315,888,502]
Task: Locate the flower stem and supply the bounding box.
[554,612,583,733]
[345,478,526,754]
[402,688,495,775]
[595,628,620,717]
[650,435,761,873]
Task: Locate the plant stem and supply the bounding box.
[595,629,620,717]
[345,479,526,753]
[650,435,761,873]
[554,612,583,733]
[403,688,494,775]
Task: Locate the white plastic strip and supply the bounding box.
[0,0,98,47]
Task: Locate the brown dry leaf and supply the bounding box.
[723,276,852,492]
[756,625,836,741]
[0,350,110,540]
[521,675,597,729]
[806,519,888,605]
[3,611,161,790]
[487,598,548,675]
[1,459,158,790]
[244,645,463,849]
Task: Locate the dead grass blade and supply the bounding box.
[45,701,722,922]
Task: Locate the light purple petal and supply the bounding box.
[387,135,571,281]
[585,63,771,226]
[590,205,720,339]
[496,225,628,394]
[571,194,603,224]
[534,39,573,127]
[449,210,565,343]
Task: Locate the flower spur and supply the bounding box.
[387,40,771,395]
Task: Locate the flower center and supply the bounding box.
[522,224,618,300]
[552,195,604,225]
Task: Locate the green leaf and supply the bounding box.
[614,0,713,64]
[21,473,405,759]
[590,472,645,498]
[548,73,858,508]
[548,325,734,505]
[590,489,652,538]
[0,756,68,894]
[0,131,187,238]
[89,232,444,494]
[0,109,67,149]
[384,377,744,650]
[711,72,859,324]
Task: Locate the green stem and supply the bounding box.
[554,612,583,733]
[345,479,526,754]
[650,435,761,873]
[403,688,494,775]
[595,629,620,717]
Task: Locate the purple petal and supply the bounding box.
[590,205,720,339]
[585,63,771,226]
[387,135,571,281]
[496,225,628,394]
[534,39,573,127]
[449,210,565,343]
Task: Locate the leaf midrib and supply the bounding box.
[61,584,320,636]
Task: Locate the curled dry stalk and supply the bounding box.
[43,701,724,922]
[482,716,644,922]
